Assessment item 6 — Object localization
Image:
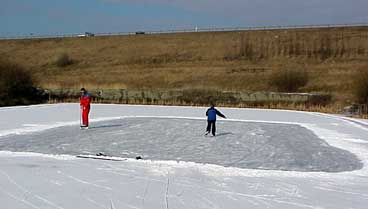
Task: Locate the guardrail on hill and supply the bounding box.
[1,22,368,40]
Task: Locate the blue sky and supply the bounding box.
[1,0,367,36]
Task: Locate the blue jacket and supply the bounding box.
[206,107,226,121]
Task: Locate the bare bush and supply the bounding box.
[55,53,73,67]
[0,59,42,106]
[224,34,254,61]
[352,67,368,104]
[269,68,309,92]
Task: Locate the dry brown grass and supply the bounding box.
[0,26,367,108]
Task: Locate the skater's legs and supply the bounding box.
[82,108,90,126]
[212,121,216,136]
[206,121,212,133]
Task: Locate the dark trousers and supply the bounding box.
[206,120,216,136]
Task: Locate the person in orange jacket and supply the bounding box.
[80,88,91,129]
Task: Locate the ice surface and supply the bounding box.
[1,104,368,209]
[0,118,361,172]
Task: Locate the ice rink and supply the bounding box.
[1,104,368,209]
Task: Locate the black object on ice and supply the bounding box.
[135,156,142,160]
[76,154,126,161]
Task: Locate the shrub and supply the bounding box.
[177,89,239,105]
[269,68,309,92]
[308,94,332,106]
[0,59,44,106]
[55,53,73,67]
[352,67,368,104]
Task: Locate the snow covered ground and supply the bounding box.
[1,103,368,209]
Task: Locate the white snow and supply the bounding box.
[0,103,368,209]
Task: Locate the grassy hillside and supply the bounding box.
[1,26,368,108]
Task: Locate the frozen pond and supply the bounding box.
[0,117,362,172]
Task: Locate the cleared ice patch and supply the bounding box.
[0,118,362,172]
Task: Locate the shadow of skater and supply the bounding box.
[90,124,124,129]
[216,132,234,137]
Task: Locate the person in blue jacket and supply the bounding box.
[205,103,226,136]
